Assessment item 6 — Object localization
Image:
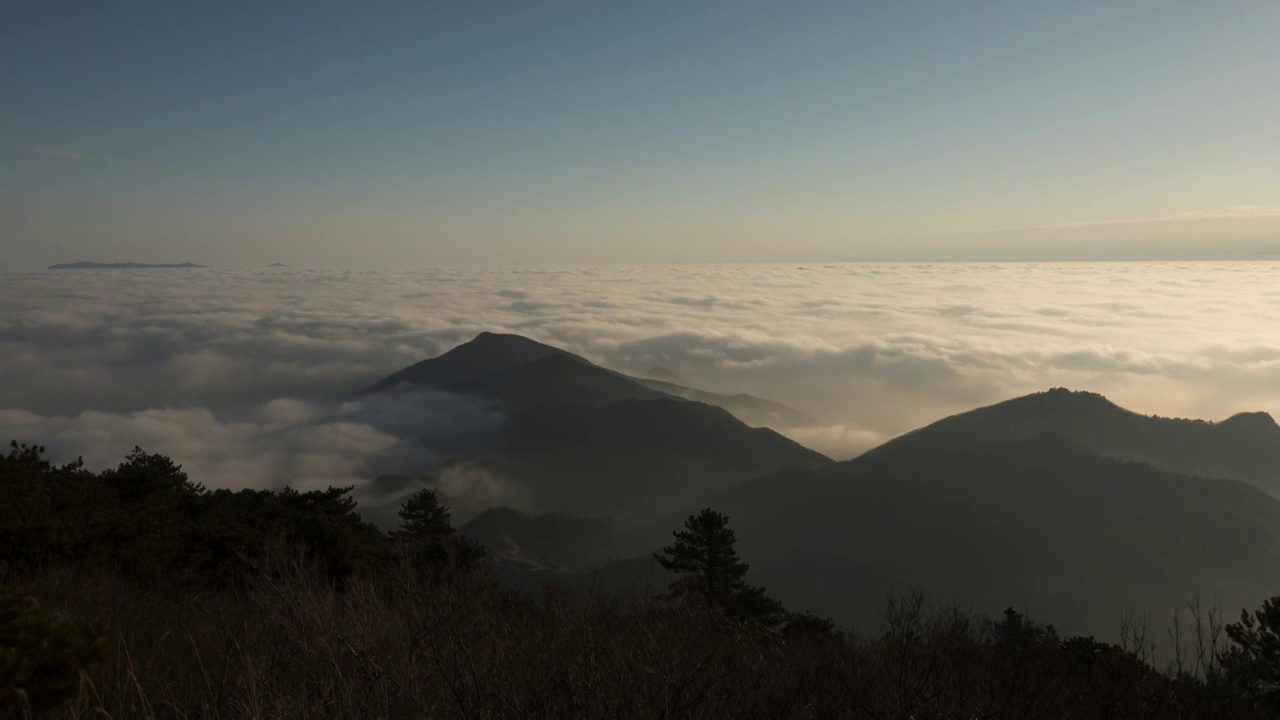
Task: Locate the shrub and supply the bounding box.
[0,589,105,715]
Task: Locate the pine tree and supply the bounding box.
[392,489,455,541]
[1222,596,1280,711]
[99,447,205,502]
[391,489,485,574]
[653,508,785,627]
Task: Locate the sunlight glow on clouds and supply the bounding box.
[1,263,1277,477]
[958,206,1280,234]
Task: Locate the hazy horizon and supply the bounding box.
[21,251,1280,269]
[5,2,1279,268]
[11,4,1280,707]
[4,261,1277,499]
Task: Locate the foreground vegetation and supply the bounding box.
[3,442,1280,718]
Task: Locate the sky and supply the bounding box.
[4,0,1279,268]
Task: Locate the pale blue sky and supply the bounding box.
[3,1,1278,268]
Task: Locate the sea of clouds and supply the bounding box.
[2,262,1278,517]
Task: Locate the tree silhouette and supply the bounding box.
[391,488,485,574]
[392,488,455,541]
[654,508,784,627]
[783,610,838,639]
[99,446,205,502]
[1222,596,1280,711]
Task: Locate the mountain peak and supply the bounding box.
[371,331,814,428]
[370,332,576,393]
[456,332,586,363]
[441,332,589,375]
[369,332,675,411]
[1024,387,1119,409]
[865,387,1280,489]
[467,331,557,350]
[1219,411,1280,434]
[49,261,204,270]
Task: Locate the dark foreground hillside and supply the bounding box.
[717,432,1280,641]
[4,443,1280,719]
[10,562,1270,720]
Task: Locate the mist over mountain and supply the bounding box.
[709,431,1280,639]
[866,388,1280,492]
[5,268,1280,645]
[643,366,685,384]
[368,332,829,519]
[633,376,815,428]
[376,338,1280,643]
[8,270,1280,710]
[11,0,1280,708]
[5,264,1278,462]
[461,507,618,570]
[477,392,1280,640]
[489,398,827,517]
[370,331,811,427]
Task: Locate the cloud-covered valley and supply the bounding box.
[3,262,1278,506]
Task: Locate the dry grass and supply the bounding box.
[2,559,1260,720]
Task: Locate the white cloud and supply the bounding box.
[0,387,508,526]
[1,263,1278,472]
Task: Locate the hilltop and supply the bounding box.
[705,431,1280,637]
[864,387,1280,490]
[368,332,829,518]
[370,332,812,427]
[48,261,205,270]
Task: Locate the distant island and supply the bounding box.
[48,261,205,270]
[268,262,288,267]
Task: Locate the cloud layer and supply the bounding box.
[2,263,1278,486]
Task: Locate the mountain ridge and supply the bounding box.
[368,332,830,519]
[370,332,812,426]
[49,261,205,270]
[492,431,1280,640]
[706,430,1280,638]
[864,387,1280,491]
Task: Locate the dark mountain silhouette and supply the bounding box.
[451,354,670,411]
[370,333,591,401]
[49,261,204,270]
[865,388,1280,492]
[635,377,814,427]
[370,334,672,424]
[370,332,810,425]
[487,547,673,596]
[370,333,830,519]
[460,506,535,546]
[461,507,617,570]
[706,432,1280,639]
[487,398,828,517]
[644,366,685,384]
